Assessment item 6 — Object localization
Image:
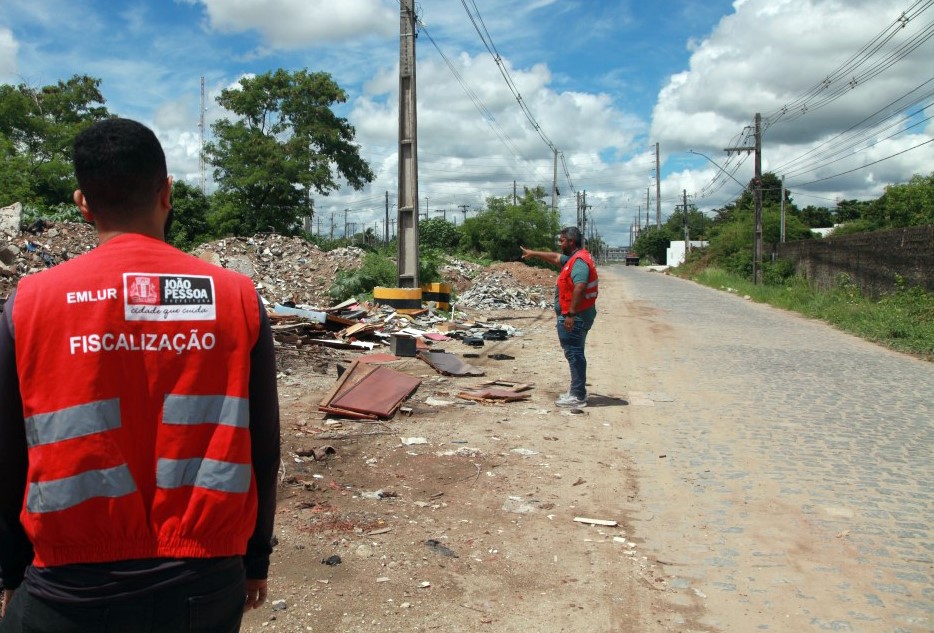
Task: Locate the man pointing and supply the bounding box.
[521,226,598,409]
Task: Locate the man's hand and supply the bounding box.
[563,314,575,331]
[244,579,268,612]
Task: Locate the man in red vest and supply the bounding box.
[0,118,280,632]
[521,226,599,409]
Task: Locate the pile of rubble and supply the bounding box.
[456,268,552,310]
[193,236,364,307]
[0,204,556,313]
[0,206,97,299]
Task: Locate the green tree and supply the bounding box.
[863,173,934,228]
[834,199,869,222]
[664,207,709,241]
[461,186,556,261]
[632,225,677,264]
[419,216,460,251]
[0,75,110,209]
[736,172,787,209]
[168,180,213,251]
[205,69,374,236]
[795,205,834,228]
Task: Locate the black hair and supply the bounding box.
[73,118,167,220]
[560,226,583,248]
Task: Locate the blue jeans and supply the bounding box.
[0,566,245,633]
[557,316,591,399]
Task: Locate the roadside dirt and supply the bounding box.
[242,270,682,633]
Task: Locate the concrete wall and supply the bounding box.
[774,226,934,298]
[666,241,709,268]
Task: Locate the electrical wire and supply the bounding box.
[771,76,934,175]
[764,0,934,128]
[790,137,934,186]
[459,0,576,194]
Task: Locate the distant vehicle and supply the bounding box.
[625,252,640,266]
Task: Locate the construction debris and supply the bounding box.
[319,360,421,419]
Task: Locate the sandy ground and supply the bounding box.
[241,268,672,633]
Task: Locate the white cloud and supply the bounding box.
[0,27,17,81]
[322,50,647,238]
[652,0,934,216]
[191,0,397,48]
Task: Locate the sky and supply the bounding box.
[1,0,932,247]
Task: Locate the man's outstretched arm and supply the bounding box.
[520,246,560,266]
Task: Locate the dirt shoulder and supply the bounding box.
[242,270,680,633]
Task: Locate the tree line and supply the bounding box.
[632,171,934,280]
[1,71,572,263]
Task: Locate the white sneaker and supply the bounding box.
[555,394,587,408]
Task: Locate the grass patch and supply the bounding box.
[684,268,934,360]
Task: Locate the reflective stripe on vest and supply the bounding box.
[27,464,136,513]
[163,394,249,428]
[25,399,121,447]
[584,279,598,300]
[157,457,251,493]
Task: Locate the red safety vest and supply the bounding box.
[12,233,260,567]
[557,249,599,314]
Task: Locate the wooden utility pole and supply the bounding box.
[397,0,420,287]
[725,113,762,284]
[655,142,661,228]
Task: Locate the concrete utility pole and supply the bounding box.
[581,190,586,236]
[551,149,558,222]
[655,142,661,228]
[645,188,650,229]
[385,191,390,244]
[458,204,469,222]
[683,189,691,252]
[199,76,206,195]
[725,113,762,283]
[397,0,420,287]
[780,175,786,243]
[513,181,517,206]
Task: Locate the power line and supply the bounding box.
[459,0,574,193]
[782,105,934,180]
[771,75,934,175]
[764,0,934,128]
[790,137,934,186]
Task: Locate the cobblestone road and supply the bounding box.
[599,267,932,633]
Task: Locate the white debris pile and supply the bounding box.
[456,269,551,310]
[192,237,365,307]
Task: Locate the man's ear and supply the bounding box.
[161,176,173,211]
[74,190,94,223]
